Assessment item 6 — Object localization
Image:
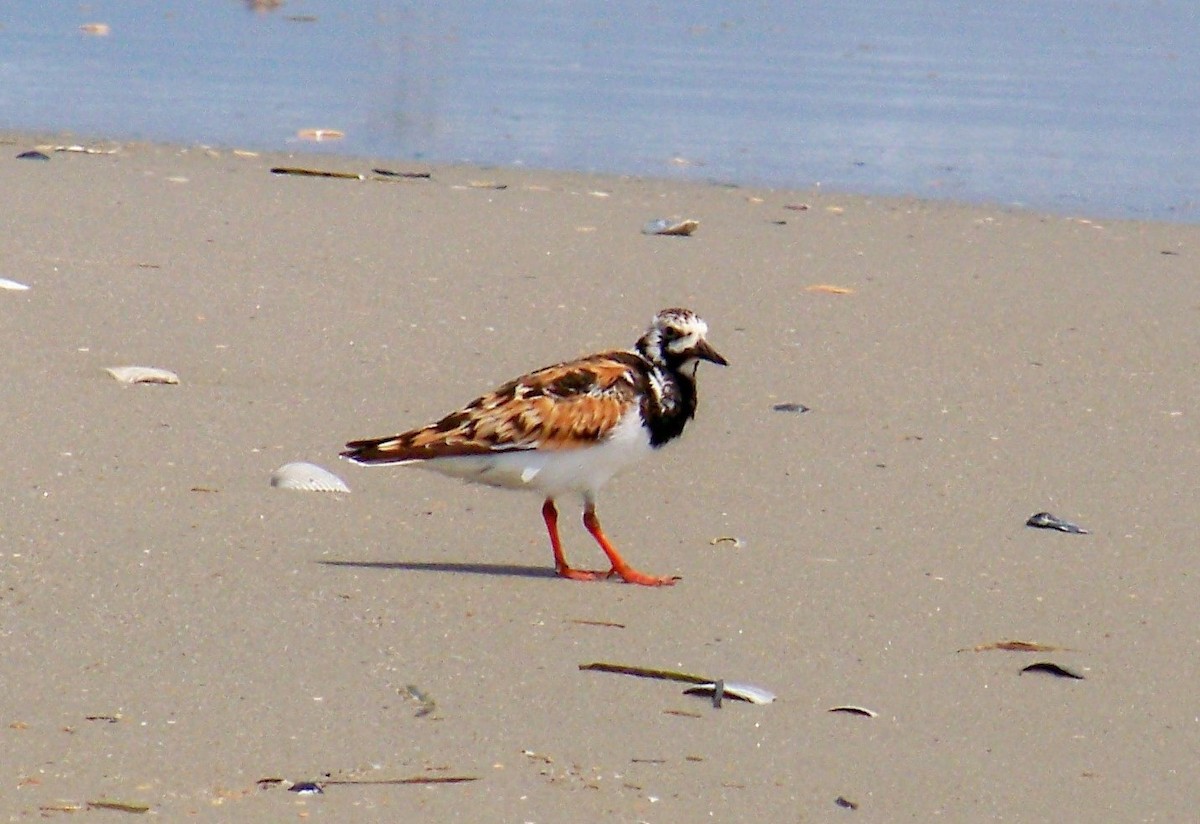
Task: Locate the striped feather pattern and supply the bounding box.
[342,352,648,463]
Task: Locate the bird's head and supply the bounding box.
[636,308,728,374]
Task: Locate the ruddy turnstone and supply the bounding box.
[341,308,727,586]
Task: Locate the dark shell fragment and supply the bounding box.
[1020,662,1084,680]
[1026,512,1088,534]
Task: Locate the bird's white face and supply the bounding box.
[645,309,727,369]
[664,317,709,357]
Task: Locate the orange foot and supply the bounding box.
[555,565,614,582]
[608,567,681,587]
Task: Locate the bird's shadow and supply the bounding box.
[319,559,557,579]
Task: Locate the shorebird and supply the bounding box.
[341,308,727,586]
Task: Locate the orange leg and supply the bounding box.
[582,503,679,586]
[542,499,608,581]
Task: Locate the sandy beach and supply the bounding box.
[3,133,1199,822]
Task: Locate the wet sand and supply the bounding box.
[4,133,1199,821]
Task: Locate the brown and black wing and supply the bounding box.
[341,351,649,464]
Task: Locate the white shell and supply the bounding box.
[105,366,180,385]
[270,462,350,493]
[684,681,776,705]
[0,278,31,291]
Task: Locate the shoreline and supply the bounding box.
[3,127,1188,227]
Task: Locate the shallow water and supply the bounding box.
[3,1,1198,221]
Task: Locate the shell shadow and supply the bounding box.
[319,560,556,579]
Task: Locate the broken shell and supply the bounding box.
[0,278,31,291]
[683,681,775,705]
[642,218,700,236]
[709,536,743,548]
[296,128,345,142]
[105,366,180,385]
[403,684,436,717]
[288,782,323,795]
[49,144,118,155]
[15,150,50,161]
[1020,662,1084,680]
[1026,511,1089,534]
[270,462,350,493]
[827,705,878,718]
[771,402,810,413]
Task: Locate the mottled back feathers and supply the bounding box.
[342,352,645,463]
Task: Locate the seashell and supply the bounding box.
[403,684,436,717]
[642,218,699,236]
[771,402,810,413]
[15,150,50,161]
[270,462,350,493]
[0,278,31,291]
[1020,661,1084,680]
[828,704,878,718]
[288,782,323,795]
[79,22,111,36]
[1026,511,1088,534]
[50,144,117,155]
[105,366,180,385]
[709,536,743,548]
[683,681,775,705]
[296,128,345,142]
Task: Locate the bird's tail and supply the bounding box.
[340,436,414,465]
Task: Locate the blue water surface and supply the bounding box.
[2,1,1197,221]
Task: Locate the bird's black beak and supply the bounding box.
[695,339,728,366]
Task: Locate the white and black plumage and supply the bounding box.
[341,308,727,586]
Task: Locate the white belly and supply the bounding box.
[416,410,652,499]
